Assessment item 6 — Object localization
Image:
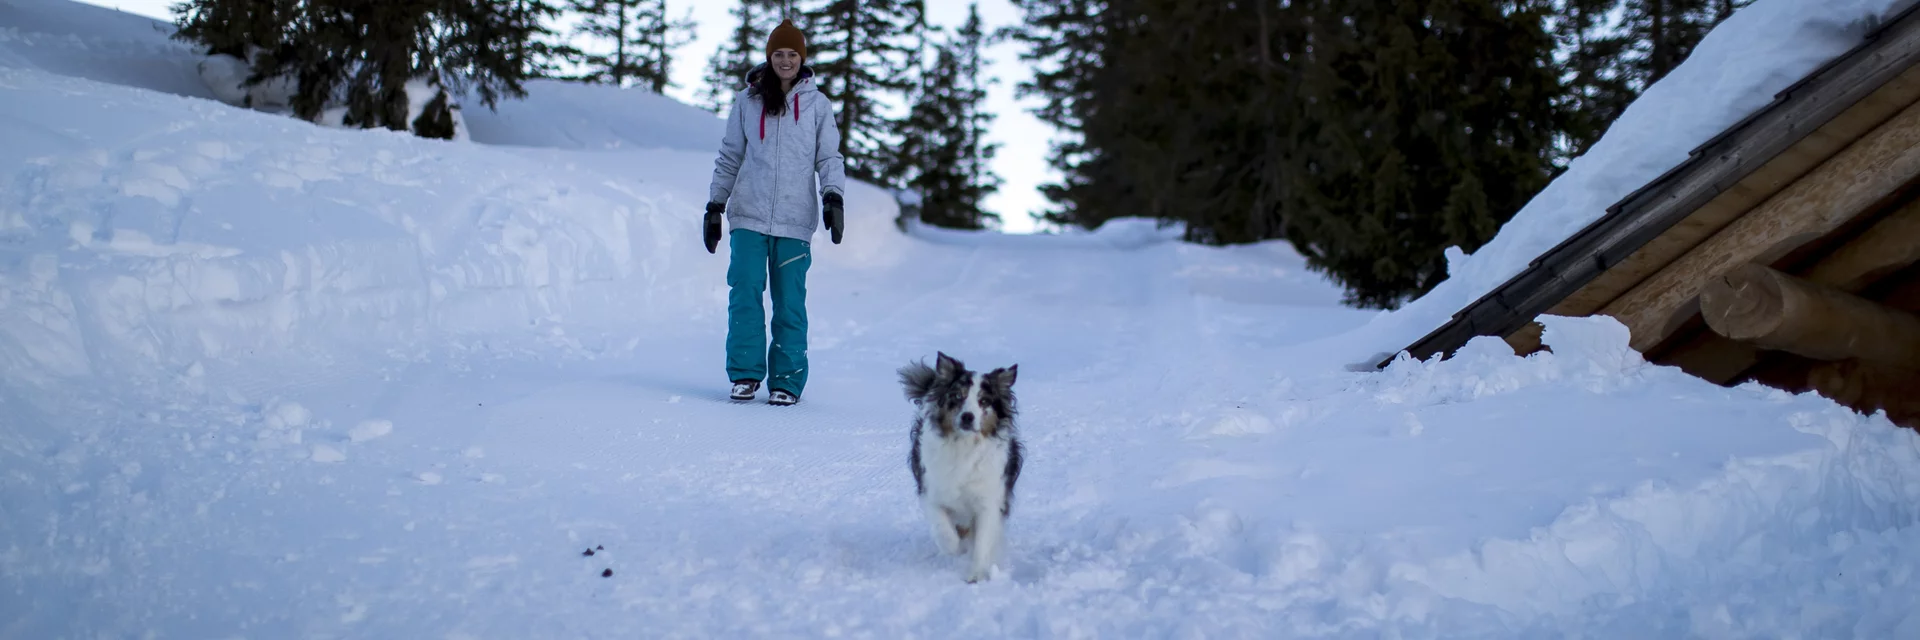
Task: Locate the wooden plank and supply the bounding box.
[1549,63,1920,318]
[1699,264,1920,367]
[1804,196,1920,290]
[1387,7,1920,368]
[1600,97,1920,352]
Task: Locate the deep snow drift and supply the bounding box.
[3,0,1919,637]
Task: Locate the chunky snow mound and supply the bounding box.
[462,78,728,152]
[1343,0,1920,364]
[3,0,1918,637]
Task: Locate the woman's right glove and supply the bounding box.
[704,202,725,253]
[822,192,844,244]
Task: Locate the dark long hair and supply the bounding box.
[748,63,789,117]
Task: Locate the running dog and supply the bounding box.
[900,352,1023,583]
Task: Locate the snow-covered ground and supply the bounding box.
[3,0,1918,637]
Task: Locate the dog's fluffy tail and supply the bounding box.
[898,360,936,403]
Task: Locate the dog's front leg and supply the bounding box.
[965,508,1004,583]
[925,504,964,555]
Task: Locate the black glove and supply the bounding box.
[704,202,725,253]
[822,192,844,245]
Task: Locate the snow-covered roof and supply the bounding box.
[1370,0,1920,368]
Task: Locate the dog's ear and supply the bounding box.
[899,360,936,403]
[935,351,964,381]
[986,364,1017,391]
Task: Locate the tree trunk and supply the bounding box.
[615,3,629,86]
[1649,0,1672,82]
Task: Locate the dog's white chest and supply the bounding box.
[922,434,1008,506]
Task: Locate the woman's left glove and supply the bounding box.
[822,192,844,244]
[704,202,725,253]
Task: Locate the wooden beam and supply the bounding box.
[1601,97,1920,353]
[1678,198,1920,384]
[1699,264,1920,368]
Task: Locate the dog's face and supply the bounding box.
[904,352,1017,438]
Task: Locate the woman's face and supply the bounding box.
[770,48,801,83]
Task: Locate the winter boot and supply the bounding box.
[730,380,760,401]
[768,389,798,406]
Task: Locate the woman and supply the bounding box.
[705,19,847,406]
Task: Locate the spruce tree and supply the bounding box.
[1280,0,1568,308]
[885,20,941,190]
[949,4,1001,228]
[901,3,1000,229]
[1551,0,1636,159]
[174,0,544,137]
[509,0,583,79]
[799,0,927,185]
[1000,0,1113,228]
[698,0,778,113]
[1552,0,1751,157]
[169,0,300,60]
[1618,0,1749,84]
[570,0,695,92]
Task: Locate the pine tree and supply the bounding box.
[951,4,1002,228]
[1618,0,1749,85]
[509,0,583,79]
[901,3,1000,229]
[884,19,941,189]
[570,0,695,92]
[1551,0,1635,159]
[174,0,545,137]
[698,0,778,113]
[799,0,927,185]
[1552,0,1751,157]
[1280,0,1568,308]
[169,0,300,59]
[1000,0,1113,228]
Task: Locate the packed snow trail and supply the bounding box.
[5,0,1920,637]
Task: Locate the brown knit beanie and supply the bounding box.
[767,19,806,60]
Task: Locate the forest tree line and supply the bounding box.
[169,0,1749,308]
[1002,0,1751,307]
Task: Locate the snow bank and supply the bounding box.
[1340,0,1919,364]
[1190,316,1920,635]
[0,0,216,102]
[461,78,726,153]
[905,215,1186,250]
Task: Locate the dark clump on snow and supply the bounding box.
[602,569,612,578]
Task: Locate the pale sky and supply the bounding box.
[74,0,1060,233]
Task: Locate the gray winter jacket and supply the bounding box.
[709,65,847,242]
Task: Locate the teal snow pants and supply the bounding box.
[726,229,811,395]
